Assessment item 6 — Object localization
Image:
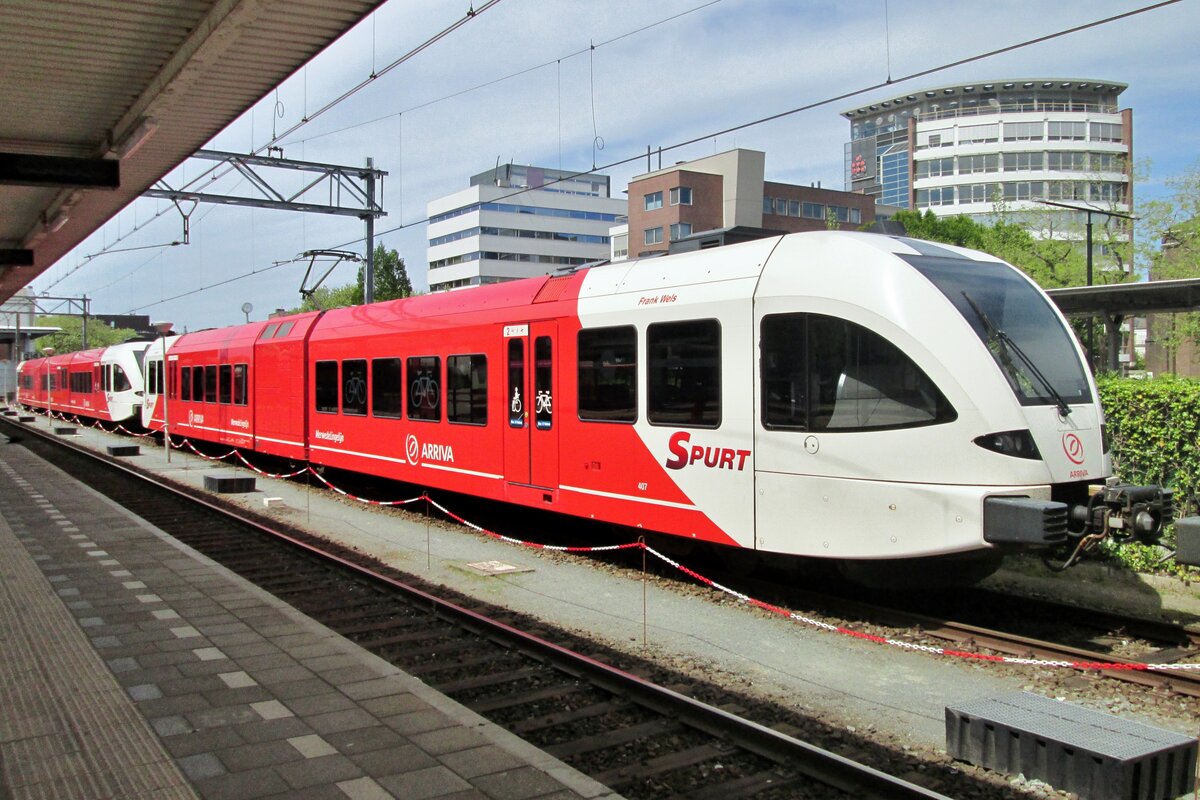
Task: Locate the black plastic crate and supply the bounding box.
[203,472,256,494]
[947,692,1196,800]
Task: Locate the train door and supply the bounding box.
[502,322,559,492]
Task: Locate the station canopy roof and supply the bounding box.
[1047,278,1200,317]
[0,0,386,304]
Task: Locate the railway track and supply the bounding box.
[4,415,953,800]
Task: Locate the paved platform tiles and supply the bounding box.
[0,440,618,800]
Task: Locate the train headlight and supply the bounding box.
[973,429,1042,460]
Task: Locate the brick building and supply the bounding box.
[619,149,876,259]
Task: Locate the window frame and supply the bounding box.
[371,358,403,418]
[406,355,442,422]
[447,354,488,426]
[647,318,722,429]
[315,360,339,414]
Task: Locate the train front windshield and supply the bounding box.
[903,254,1092,408]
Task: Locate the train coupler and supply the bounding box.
[1069,482,1174,545]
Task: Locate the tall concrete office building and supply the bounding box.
[426,164,626,293]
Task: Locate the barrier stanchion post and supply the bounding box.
[640,536,647,648]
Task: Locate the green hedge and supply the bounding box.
[1097,375,1200,519]
[1097,375,1200,574]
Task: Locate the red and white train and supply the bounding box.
[17,231,1179,582]
[16,341,149,423]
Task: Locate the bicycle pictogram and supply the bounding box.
[344,375,366,407]
[410,373,440,410]
[535,390,552,415]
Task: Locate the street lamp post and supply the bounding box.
[1032,199,1137,371]
[152,321,173,463]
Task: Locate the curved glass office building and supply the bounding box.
[842,79,1132,245]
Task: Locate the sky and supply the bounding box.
[30,0,1200,331]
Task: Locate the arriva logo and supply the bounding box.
[405,434,455,464]
[664,431,750,471]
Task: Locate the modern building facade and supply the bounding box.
[842,79,1133,250]
[425,164,626,292]
[624,149,875,259]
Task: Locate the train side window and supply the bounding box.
[233,364,248,405]
[113,365,131,393]
[204,365,217,403]
[180,367,192,400]
[760,313,955,431]
[407,356,441,422]
[147,361,158,396]
[578,326,637,423]
[371,358,402,418]
[508,339,524,428]
[219,365,232,404]
[315,360,338,413]
[191,368,204,402]
[342,359,368,416]
[647,319,721,428]
[534,338,553,430]
[448,355,487,425]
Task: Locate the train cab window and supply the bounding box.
[112,365,131,393]
[647,319,721,428]
[261,323,280,339]
[204,365,217,403]
[371,358,402,418]
[180,367,192,400]
[578,326,637,423]
[760,313,955,432]
[448,355,487,426]
[276,321,295,338]
[219,365,232,404]
[407,356,441,422]
[233,364,248,405]
[342,359,368,416]
[315,360,338,413]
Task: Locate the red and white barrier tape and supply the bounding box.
[305,468,425,506]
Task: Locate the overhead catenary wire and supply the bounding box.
[117,0,1179,314]
[326,0,1181,249]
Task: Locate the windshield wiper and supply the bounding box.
[961,291,1072,417]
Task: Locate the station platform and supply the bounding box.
[0,436,618,800]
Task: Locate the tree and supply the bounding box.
[295,284,359,312]
[35,315,137,354]
[354,243,413,304]
[283,244,415,314]
[1139,162,1200,359]
[889,208,1104,290]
